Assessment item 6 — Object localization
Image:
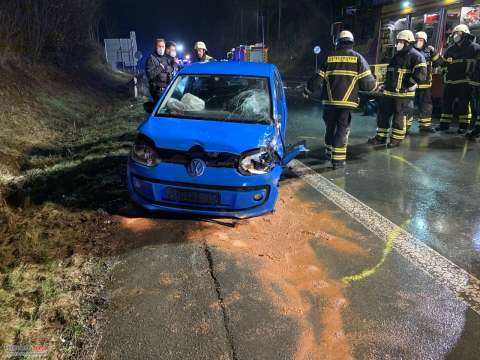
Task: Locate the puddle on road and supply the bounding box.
[117,179,376,360]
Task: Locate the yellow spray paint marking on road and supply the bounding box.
[342,221,410,284]
[387,154,425,174]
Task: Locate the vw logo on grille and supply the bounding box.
[187,158,206,177]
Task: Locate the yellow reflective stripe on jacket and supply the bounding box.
[432,53,440,62]
[325,70,358,77]
[357,70,372,79]
[418,83,432,89]
[343,76,359,102]
[413,62,427,69]
[318,70,326,78]
[396,69,410,92]
[383,90,415,97]
[332,147,347,153]
[327,56,358,63]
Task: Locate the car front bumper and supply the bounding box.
[127,159,281,218]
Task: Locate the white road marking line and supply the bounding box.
[289,159,480,315]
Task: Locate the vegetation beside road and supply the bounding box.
[0,54,146,357]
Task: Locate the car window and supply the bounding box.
[156,75,272,124]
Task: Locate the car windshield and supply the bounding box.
[156,74,272,124]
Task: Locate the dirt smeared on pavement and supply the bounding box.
[117,179,372,359]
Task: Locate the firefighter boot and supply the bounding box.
[420,126,436,134]
[436,123,450,132]
[387,138,402,148]
[367,136,387,146]
[332,160,346,169]
[466,126,480,141]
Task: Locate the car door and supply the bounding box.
[273,70,308,166]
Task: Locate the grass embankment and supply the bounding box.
[0,61,145,358]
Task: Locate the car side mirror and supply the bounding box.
[143,102,155,114]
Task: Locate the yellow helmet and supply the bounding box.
[337,30,354,44]
[415,31,428,42]
[453,24,470,34]
[194,41,208,51]
[397,30,415,43]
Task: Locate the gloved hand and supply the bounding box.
[375,84,385,92]
[408,84,418,92]
[428,45,435,52]
[303,87,310,99]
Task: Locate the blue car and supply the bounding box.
[128,62,307,218]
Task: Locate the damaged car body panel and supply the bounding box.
[127,62,307,218]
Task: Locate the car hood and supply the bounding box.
[139,116,277,154]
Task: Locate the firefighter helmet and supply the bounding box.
[336,30,354,44]
[415,31,428,42]
[194,41,208,51]
[453,24,470,34]
[397,30,415,43]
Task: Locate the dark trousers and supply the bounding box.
[149,86,166,104]
[415,88,433,129]
[376,96,413,141]
[441,83,472,129]
[471,86,480,129]
[323,107,352,162]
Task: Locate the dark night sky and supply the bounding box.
[105,0,241,61]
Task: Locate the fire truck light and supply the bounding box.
[402,1,411,8]
[177,44,184,53]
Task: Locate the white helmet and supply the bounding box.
[397,30,415,43]
[415,31,428,42]
[336,30,354,44]
[453,24,470,34]
[194,41,208,51]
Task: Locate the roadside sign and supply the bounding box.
[313,46,321,54]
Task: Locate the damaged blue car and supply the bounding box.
[128,62,307,218]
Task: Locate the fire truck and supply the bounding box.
[339,0,480,102]
[227,43,269,63]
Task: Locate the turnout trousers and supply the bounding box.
[415,88,434,129]
[375,96,414,142]
[323,106,352,163]
[440,84,472,129]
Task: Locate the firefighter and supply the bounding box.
[466,38,480,140]
[438,24,480,134]
[145,38,173,103]
[303,30,376,169]
[368,30,427,148]
[412,31,441,133]
[193,41,215,63]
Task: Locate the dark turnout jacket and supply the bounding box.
[383,45,427,97]
[305,44,376,109]
[440,36,480,86]
[415,45,441,89]
[145,52,173,92]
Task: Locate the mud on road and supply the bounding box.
[96,176,385,360]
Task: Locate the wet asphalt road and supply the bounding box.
[95,94,480,359]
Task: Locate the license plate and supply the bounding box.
[163,187,220,205]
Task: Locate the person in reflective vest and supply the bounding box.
[438,24,480,134]
[411,31,441,133]
[368,30,427,148]
[304,30,376,169]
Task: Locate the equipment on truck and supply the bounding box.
[230,44,269,63]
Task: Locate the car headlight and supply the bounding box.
[238,148,277,175]
[131,139,161,167]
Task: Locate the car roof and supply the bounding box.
[180,61,276,78]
